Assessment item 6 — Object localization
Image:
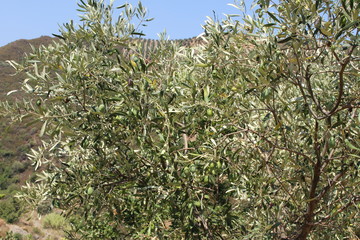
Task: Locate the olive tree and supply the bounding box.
[198,0,360,239]
[2,0,359,239]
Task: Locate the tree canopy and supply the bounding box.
[2,0,359,239]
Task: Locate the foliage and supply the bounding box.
[1,0,359,239]
[36,199,53,216]
[42,213,68,230]
[0,161,25,224]
[0,161,20,190]
[0,196,22,224]
[31,227,42,236]
[1,232,23,240]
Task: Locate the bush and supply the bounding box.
[0,161,21,190]
[23,234,36,240]
[31,227,42,236]
[6,184,20,194]
[0,149,15,158]
[3,231,23,240]
[42,213,68,230]
[36,200,53,216]
[10,161,27,174]
[0,197,22,223]
[28,173,37,183]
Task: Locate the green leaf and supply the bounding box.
[277,35,294,43]
[195,63,210,67]
[267,11,280,23]
[117,4,127,9]
[320,28,332,37]
[131,32,146,36]
[335,20,360,39]
[52,33,66,40]
[345,139,360,151]
[263,23,276,27]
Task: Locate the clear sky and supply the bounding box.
[0,0,252,47]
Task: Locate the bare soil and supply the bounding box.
[0,211,65,240]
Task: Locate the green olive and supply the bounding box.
[204,175,209,183]
[98,104,105,112]
[209,162,215,169]
[87,187,94,195]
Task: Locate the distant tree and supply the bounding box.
[2,0,359,239]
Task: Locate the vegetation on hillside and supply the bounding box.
[0,37,57,228]
[1,0,359,239]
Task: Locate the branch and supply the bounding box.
[326,44,357,116]
[293,75,322,120]
[295,121,322,240]
[317,196,359,224]
[232,128,312,162]
[304,65,327,116]
[316,167,348,201]
[262,146,301,208]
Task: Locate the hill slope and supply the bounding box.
[0,36,60,239]
[0,36,57,162]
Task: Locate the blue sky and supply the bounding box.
[0,0,252,47]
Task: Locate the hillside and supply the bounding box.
[0,36,61,239]
[0,36,56,97]
[0,36,56,165]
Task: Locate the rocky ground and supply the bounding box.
[0,212,65,240]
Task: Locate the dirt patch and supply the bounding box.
[0,218,10,238]
[0,211,65,240]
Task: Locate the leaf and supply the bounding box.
[267,11,280,23]
[204,85,210,102]
[227,3,243,10]
[52,33,66,40]
[24,83,34,92]
[195,63,210,67]
[130,60,137,69]
[117,4,127,9]
[335,20,360,39]
[263,23,276,27]
[6,90,18,96]
[345,139,360,151]
[110,68,123,72]
[40,120,48,137]
[262,113,271,122]
[277,36,294,43]
[320,28,332,37]
[131,32,146,36]
[61,161,70,168]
